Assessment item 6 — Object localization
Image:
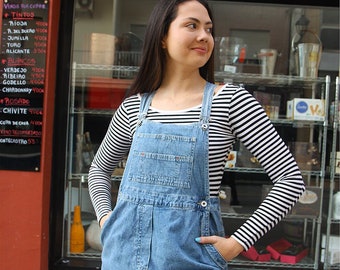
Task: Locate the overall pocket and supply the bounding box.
[128,132,196,189]
[201,208,228,269]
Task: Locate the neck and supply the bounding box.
[152,71,207,111]
[160,67,205,94]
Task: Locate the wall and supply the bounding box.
[0,1,60,269]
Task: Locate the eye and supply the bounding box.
[187,23,197,30]
[206,27,213,34]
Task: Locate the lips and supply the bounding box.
[193,47,208,53]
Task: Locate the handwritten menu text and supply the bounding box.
[0,0,49,171]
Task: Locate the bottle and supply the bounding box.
[333,191,340,220]
[70,205,85,253]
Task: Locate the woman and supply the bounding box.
[88,0,305,269]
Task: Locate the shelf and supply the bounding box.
[229,256,316,269]
[271,119,326,127]
[73,63,139,80]
[214,72,327,87]
[72,108,116,116]
[69,169,322,182]
[221,210,320,220]
[74,64,139,72]
[67,250,101,259]
[72,64,327,89]
[68,173,122,182]
[225,167,322,177]
[330,219,340,224]
[328,265,340,270]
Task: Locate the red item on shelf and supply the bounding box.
[266,238,309,264]
[241,246,271,262]
[87,77,132,109]
[266,238,292,260]
[280,245,308,264]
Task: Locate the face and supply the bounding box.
[162,1,214,70]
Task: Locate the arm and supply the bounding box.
[88,101,133,225]
[198,88,305,259]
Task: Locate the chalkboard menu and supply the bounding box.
[0,0,49,171]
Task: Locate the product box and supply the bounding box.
[280,245,309,264]
[225,151,237,168]
[266,238,308,263]
[241,246,271,262]
[87,77,132,109]
[266,238,292,260]
[219,185,235,213]
[321,248,340,265]
[286,98,325,121]
[336,152,340,174]
[321,234,340,265]
[321,234,340,250]
[253,91,281,120]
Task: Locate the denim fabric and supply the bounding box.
[101,83,228,269]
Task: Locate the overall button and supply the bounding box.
[200,201,207,207]
[201,123,208,130]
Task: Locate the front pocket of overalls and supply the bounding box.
[128,133,196,188]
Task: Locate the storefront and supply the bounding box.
[0,0,339,270]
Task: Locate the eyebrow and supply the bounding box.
[186,17,213,26]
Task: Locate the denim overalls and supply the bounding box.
[101,82,228,270]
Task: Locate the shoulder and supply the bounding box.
[215,83,244,94]
[213,83,249,101]
[119,94,140,112]
[113,95,141,121]
[122,94,141,107]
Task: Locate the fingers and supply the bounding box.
[195,235,219,244]
[99,211,112,228]
[195,236,244,261]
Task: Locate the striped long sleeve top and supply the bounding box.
[88,83,305,250]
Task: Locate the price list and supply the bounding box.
[0,0,49,171]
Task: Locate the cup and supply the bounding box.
[258,49,277,76]
[297,43,321,78]
[269,95,281,119]
[218,37,246,73]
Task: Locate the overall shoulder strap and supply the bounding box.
[137,92,155,122]
[200,82,216,124]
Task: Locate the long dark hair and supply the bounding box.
[128,0,215,96]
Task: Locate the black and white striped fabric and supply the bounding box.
[88,83,305,249]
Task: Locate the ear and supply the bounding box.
[161,39,166,49]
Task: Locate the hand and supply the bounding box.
[195,236,244,261]
[99,211,112,228]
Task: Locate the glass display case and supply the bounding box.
[51,1,339,269]
[323,77,340,270]
[215,73,330,269]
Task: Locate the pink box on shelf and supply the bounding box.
[241,246,271,262]
[280,246,308,264]
[266,238,292,260]
[266,238,309,264]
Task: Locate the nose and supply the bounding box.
[197,28,210,42]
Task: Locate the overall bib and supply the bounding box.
[101,82,228,270]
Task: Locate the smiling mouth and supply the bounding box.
[193,47,208,53]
